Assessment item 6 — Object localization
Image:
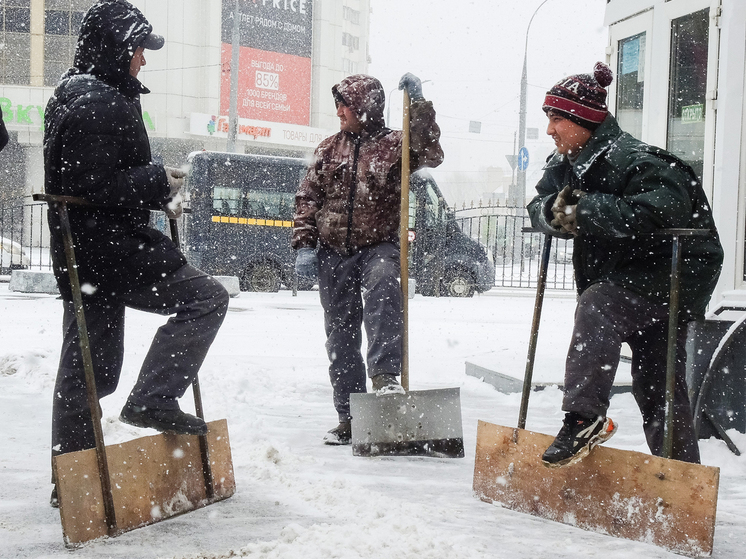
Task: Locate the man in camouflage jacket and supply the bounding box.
[292,73,443,444]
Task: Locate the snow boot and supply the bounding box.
[541,412,616,468]
[119,401,208,436]
[371,373,405,396]
[323,420,352,445]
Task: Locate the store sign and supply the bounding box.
[681,103,704,124]
[220,0,313,126]
[0,97,45,130]
[190,112,330,148]
[0,95,157,132]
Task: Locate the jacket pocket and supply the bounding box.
[319,163,347,198]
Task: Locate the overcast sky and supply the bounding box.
[367,0,609,203]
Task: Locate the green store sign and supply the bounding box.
[0,97,157,132]
[681,103,704,124]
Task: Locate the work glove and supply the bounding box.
[163,192,183,219]
[550,185,584,236]
[295,247,319,280]
[398,72,423,101]
[164,166,186,198]
[163,166,187,219]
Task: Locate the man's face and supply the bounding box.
[546,111,592,156]
[129,46,146,78]
[337,102,362,134]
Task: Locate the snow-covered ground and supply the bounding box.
[1,284,745,559]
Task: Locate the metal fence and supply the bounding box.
[0,198,52,273]
[1,198,576,291]
[454,203,575,290]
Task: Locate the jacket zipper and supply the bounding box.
[345,136,362,255]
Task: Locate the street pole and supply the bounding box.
[385,86,398,127]
[386,81,431,128]
[517,0,552,204]
[227,0,241,153]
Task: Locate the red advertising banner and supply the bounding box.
[220,46,311,126]
[221,0,313,126]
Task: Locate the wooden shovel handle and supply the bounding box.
[400,90,411,391]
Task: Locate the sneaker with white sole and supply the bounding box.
[371,373,405,396]
[541,412,616,468]
[323,421,351,445]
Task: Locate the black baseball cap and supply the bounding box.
[141,32,164,50]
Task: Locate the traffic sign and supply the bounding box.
[505,154,518,171]
[518,147,529,171]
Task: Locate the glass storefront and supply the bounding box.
[616,32,645,138]
[667,8,709,182]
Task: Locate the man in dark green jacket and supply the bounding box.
[527,63,723,468]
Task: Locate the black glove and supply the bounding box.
[295,248,319,280]
[398,72,423,101]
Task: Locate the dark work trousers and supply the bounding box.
[51,264,229,461]
[563,282,700,463]
[317,241,404,422]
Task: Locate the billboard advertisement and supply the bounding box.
[221,0,314,126]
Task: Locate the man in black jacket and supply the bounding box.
[44,0,229,501]
[527,63,723,468]
[0,107,8,152]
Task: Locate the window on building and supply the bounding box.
[342,6,360,25]
[342,32,359,52]
[667,8,709,182]
[1,0,31,85]
[616,32,645,138]
[44,1,90,86]
[342,58,357,74]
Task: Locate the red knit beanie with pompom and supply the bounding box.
[542,62,614,130]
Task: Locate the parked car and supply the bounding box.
[0,237,29,275]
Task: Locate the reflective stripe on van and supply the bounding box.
[211,216,294,228]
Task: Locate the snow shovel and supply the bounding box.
[473,229,719,557]
[34,194,235,546]
[349,89,464,459]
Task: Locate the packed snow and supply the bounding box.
[1,283,745,558]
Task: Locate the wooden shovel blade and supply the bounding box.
[473,420,719,557]
[54,419,235,546]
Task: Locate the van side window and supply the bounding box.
[424,184,441,226]
[213,186,242,216]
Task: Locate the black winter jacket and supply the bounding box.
[43,0,185,301]
[527,114,723,319]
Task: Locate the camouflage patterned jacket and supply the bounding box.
[292,74,444,255]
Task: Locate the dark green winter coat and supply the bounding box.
[527,114,723,320]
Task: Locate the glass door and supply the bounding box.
[666,8,710,182]
[616,32,646,138]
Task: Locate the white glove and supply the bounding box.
[163,192,183,219]
[164,166,186,198]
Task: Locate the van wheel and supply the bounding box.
[242,262,281,292]
[442,268,475,298]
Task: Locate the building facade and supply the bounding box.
[0,0,371,203]
[604,0,743,305]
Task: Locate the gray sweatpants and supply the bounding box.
[317,242,403,421]
[51,264,229,458]
[563,282,700,463]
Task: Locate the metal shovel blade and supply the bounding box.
[350,387,464,458]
